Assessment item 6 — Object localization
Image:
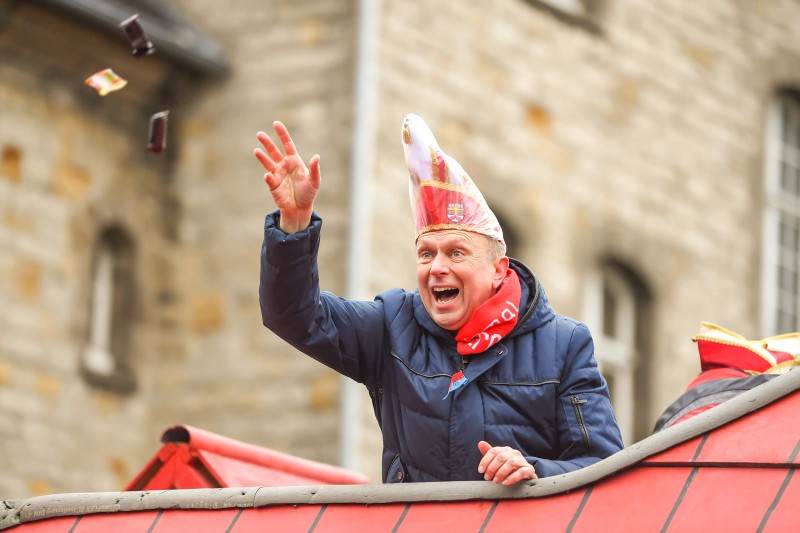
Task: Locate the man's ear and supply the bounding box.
[492,256,510,290]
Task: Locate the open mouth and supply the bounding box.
[433,287,459,304]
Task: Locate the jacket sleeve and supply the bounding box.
[259,210,386,385]
[528,321,624,478]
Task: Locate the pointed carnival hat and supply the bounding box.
[401,114,503,243]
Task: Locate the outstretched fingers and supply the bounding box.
[273,121,298,156]
[254,148,276,173]
[255,130,283,172]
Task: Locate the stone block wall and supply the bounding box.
[4,0,800,496]
[0,1,178,496]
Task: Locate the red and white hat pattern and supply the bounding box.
[402,114,503,243]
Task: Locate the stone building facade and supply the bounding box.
[2,0,800,497]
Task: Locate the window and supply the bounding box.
[762,91,800,336]
[81,226,137,393]
[584,261,652,444]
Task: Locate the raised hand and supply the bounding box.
[477,440,537,486]
[255,121,321,233]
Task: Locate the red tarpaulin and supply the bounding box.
[125,425,370,490]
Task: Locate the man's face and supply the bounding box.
[416,230,508,331]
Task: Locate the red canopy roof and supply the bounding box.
[125,424,370,490]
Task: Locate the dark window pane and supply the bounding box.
[602,283,617,338]
[778,310,797,333]
[779,216,800,250]
[779,267,798,293]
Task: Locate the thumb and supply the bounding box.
[478,440,492,456]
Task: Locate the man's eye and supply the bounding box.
[452,250,464,258]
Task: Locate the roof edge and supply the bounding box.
[34,0,229,76]
[3,369,799,530]
[161,425,371,485]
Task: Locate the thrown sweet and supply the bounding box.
[146,111,169,154]
[84,68,128,96]
[119,14,156,57]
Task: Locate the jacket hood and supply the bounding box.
[507,258,555,336]
[413,258,555,341]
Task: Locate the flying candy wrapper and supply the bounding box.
[119,14,156,57]
[402,114,503,243]
[146,111,169,154]
[84,68,128,96]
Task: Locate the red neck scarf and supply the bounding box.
[455,269,521,355]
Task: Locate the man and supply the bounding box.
[255,114,623,486]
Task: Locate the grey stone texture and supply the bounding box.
[2,0,800,497]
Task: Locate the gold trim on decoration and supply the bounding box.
[762,360,800,374]
[692,321,800,368]
[693,335,777,367]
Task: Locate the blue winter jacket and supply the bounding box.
[260,211,623,482]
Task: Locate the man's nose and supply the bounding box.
[430,253,450,274]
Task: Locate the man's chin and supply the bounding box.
[421,300,466,330]
[431,312,467,332]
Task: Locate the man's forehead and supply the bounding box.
[416,230,484,247]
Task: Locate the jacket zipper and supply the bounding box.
[571,395,592,453]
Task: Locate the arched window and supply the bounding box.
[584,261,652,444]
[81,226,137,393]
[761,89,800,336]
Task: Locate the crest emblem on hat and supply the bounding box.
[447,203,465,223]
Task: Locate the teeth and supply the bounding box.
[432,287,459,304]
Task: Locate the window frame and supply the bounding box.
[761,91,800,336]
[81,226,137,394]
[584,267,635,445]
[583,261,653,444]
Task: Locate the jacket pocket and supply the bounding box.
[560,393,600,456]
[570,395,592,454]
[386,454,409,483]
